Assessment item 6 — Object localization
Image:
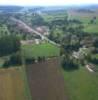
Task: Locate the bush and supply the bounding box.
[61,56,79,71]
[3,53,22,68]
[25,57,35,64]
[90,58,98,65]
[37,56,46,62]
[2,60,10,68]
[9,53,22,66]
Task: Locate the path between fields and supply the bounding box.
[26,58,68,100]
[10,17,60,47]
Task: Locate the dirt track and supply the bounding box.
[10,17,60,47]
[26,58,67,100]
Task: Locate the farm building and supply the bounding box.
[21,39,42,45]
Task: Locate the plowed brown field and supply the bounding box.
[26,58,68,100]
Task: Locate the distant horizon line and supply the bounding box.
[0,4,98,7]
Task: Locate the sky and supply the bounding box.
[0,0,98,6]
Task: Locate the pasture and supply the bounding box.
[68,10,98,33]
[42,11,67,22]
[63,67,98,100]
[68,10,98,23]
[22,43,60,59]
[84,24,98,33]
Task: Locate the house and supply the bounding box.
[72,47,90,59]
[21,39,41,45]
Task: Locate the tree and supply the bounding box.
[25,57,35,64]
[9,53,22,66]
[31,14,46,26]
[49,27,63,43]
[94,38,98,48]
[0,35,20,57]
[61,55,79,71]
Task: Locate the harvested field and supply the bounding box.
[0,67,26,100]
[26,58,67,100]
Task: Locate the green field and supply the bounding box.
[42,12,67,22]
[84,24,98,33]
[63,67,98,100]
[69,16,92,23]
[22,43,60,59]
[68,11,98,33]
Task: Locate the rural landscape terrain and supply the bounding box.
[0,4,98,100]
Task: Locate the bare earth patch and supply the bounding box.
[26,58,68,100]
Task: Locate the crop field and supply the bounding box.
[68,10,98,22]
[69,15,93,23]
[26,58,68,100]
[0,67,26,100]
[63,67,98,100]
[84,24,98,33]
[22,43,60,59]
[67,10,98,33]
[42,12,67,22]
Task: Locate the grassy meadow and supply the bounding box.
[42,12,67,22]
[68,10,98,33]
[62,67,98,100]
[22,43,60,59]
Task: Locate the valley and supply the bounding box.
[0,5,98,100]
